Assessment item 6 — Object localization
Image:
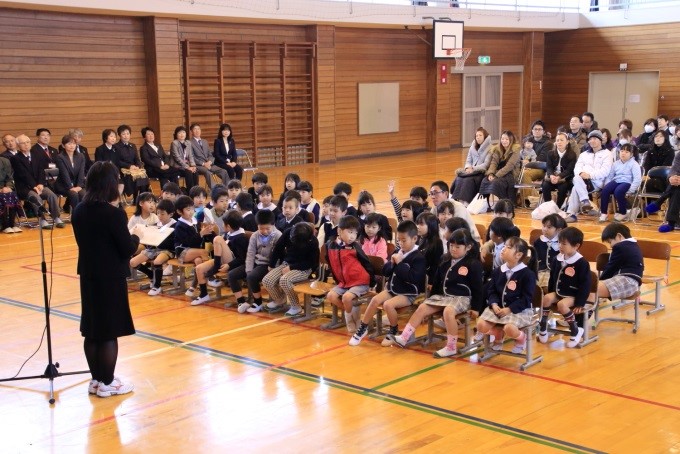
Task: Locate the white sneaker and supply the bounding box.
[207,279,224,288]
[599,214,608,223]
[537,331,550,344]
[147,287,162,296]
[12,226,22,233]
[163,266,173,276]
[389,333,410,348]
[266,301,283,310]
[473,331,484,343]
[614,213,627,222]
[349,327,367,346]
[285,305,303,317]
[381,336,395,347]
[237,302,251,314]
[566,327,585,348]
[246,303,262,313]
[185,287,195,297]
[87,379,99,395]
[191,294,211,306]
[3,227,13,234]
[96,377,134,397]
[433,346,457,358]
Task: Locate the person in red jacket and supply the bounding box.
[325,216,375,334]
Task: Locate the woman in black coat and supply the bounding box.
[54,135,86,210]
[71,161,142,398]
[541,132,577,208]
[213,123,243,180]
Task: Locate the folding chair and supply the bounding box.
[593,253,640,333]
[514,162,545,209]
[610,239,669,316]
[478,284,544,371]
[546,270,601,347]
[236,148,257,177]
[371,276,428,340]
[631,165,671,225]
[421,305,478,354]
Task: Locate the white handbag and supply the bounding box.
[467,193,488,215]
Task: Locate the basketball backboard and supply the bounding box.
[432,20,464,59]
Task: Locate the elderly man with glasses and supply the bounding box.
[11,134,64,228]
[429,180,481,242]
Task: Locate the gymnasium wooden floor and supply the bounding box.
[2,150,680,452]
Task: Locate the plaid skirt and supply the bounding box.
[602,275,639,300]
[423,295,470,313]
[479,306,533,327]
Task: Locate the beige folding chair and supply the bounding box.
[593,253,640,333]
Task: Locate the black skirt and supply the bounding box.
[451,173,485,203]
[79,276,135,340]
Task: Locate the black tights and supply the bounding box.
[83,338,118,385]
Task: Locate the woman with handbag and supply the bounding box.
[450,127,492,205]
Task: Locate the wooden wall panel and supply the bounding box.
[308,25,337,163]
[502,72,522,138]
[0,8,148,150]
[333,27,429,160]
[544,23,680,134]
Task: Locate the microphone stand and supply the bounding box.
[0,204,89,404]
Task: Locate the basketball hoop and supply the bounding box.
[445,48,472,70]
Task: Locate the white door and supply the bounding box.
[462,74,502,146]
[588,71,659,133]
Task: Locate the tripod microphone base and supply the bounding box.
[0,363,90,405]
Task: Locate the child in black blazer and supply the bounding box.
[477,236,537,354]
[598,223,643,301]
[389,228,484,357]
[533,214,567,289]
[350,221,427,346]
[538,227,592,348]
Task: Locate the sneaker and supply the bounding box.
[96,377,134,397]
[491,342,504,351]
[285,305,303,317]
[310,296,325,307]
[266,301,283,310]
[659,223,675,233]
[207,279,224,288]
[381,336,395,347]
[147,287,162,296]
[614,213,627,222]
[185,287,195,297]
[246,303,262,313]
[566,327,585,348]
[3,227,13,234]
[472,331,484,343]
[87,379,99,395]
[565,215,578,224]
[39,219,52,229]
[54,218,65,228]
[537,331,550,344]
[511,343,526,354]
[237,302,251,314]
[12,226,22,233]
[387,333,409,348]
[191,294,211,306]
[645,201,660,214]
[433,346,457,358]
[163,266,173,276]
[585,209,600,217]
[598,214,608,223]
[349,326,367,346]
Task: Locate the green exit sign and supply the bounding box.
[478,55,491,65]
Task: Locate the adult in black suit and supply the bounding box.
[55,135,86,210]
[94,129,125,199]
[139,126,180,190]
[213,123,243,180]
[113,124,148,201]
[71,161,142,397]
[2,134,19,160]
[58,129,93,174]
[30,128,58,166]
[11,134,64,228]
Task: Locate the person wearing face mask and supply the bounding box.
[637,118,658,154]
[614,129,639,162]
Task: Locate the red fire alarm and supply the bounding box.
[440,64,447,84]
